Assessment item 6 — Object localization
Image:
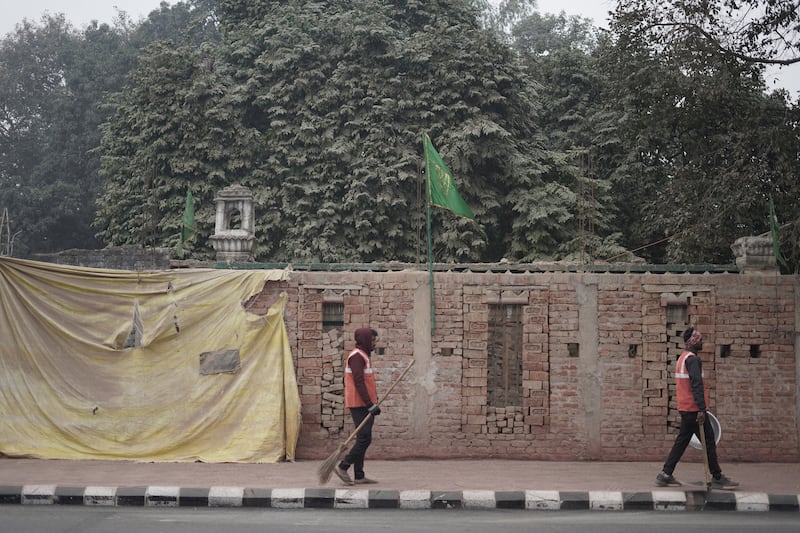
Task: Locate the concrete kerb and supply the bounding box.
[0,485,798,512]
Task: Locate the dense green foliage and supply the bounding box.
[511,12,627,262]
[0,2,212,257]
[0,16,132,255]
[598,1,800,265]
[1,0,798,270]
[98,0,551,262]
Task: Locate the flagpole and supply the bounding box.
[422,131,482,335]
[423,133,436,335]
[417,159,423,266]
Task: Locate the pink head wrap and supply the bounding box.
[686,329,703,350]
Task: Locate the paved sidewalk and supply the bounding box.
[1,458,799,511]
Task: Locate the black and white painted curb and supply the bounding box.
[1,486,799,511]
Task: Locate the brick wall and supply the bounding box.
[34,246,171,270]
[247,270,799,463]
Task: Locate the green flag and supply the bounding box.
[423,133,476,220]
[422,132,481,335]
[177,190,196,257]
[769,197,787,268]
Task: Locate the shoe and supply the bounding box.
[354,477,378,484]
[655,471,681,487]
[334,466,353,485]
[711,475,739,489]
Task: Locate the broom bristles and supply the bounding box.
[317,443,346,484]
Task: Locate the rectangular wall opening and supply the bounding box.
[320,300,345,435]
[322,302,344,333]
[487,304,523,408]
[567,343,579,358]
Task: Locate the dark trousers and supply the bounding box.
[339,407,374,480]
[663,411,721,478]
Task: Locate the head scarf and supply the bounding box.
[354,327,377,356]
[684,327,703,351]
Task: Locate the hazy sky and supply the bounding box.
[2,1,616,36]
[1,1,165,34]
[1,0,796,95]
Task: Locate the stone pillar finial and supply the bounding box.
[208,185,256,262]
[731,235,778,274]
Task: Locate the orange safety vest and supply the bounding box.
[675,350,709,412]
[344,348,377,408]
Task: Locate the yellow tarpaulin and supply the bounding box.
[0,257,300,462]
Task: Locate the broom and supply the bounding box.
[698,413,712,491]
[317,359,415,484]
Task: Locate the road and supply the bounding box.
[1,507,798,533]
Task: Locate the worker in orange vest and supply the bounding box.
[656,327,738,489]
[335,327,381,485]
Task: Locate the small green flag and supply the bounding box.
[423,133,476,220]
[177,190,196,257]
[769,197,787,268]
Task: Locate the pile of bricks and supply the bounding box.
[485,406,528,434]
[320,328,345,435]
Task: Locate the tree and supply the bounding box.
[98,0,554,263]
[614,0,800,67]
[475,0,538,37]
[0,2,223,258]
[595,2,800,267]
[0,16,112,257]
[130,0,221,48]
[95,38,258,254]
[508,11,627,262]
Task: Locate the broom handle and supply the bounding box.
[699,415,712,489]
[340,359,415,448]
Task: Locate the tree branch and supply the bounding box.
[648,21,800,66]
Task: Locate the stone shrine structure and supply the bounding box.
[209,184,256,262]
